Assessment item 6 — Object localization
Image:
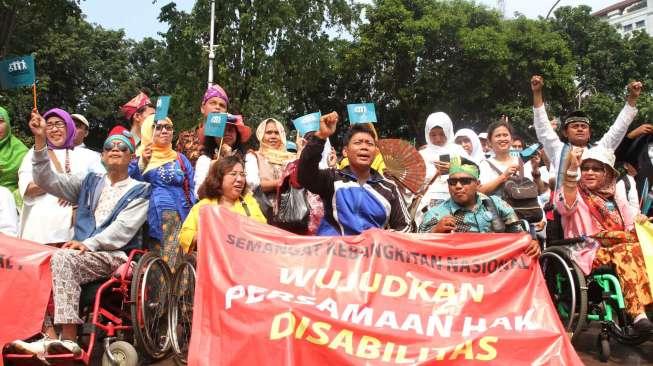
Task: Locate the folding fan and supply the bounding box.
[377,139,426,194]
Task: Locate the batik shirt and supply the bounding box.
[418,193,523,233]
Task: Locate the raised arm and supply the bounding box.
[531,75,563,162]
[597,81,642,151]
[297,112,339,198]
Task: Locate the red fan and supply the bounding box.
[377,139,426,194]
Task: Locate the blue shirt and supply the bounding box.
[418,193,522,233]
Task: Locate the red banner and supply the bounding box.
[189,208,582,365]
[0,235,54,363]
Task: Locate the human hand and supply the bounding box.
[432,216,456,233]
[501,164,519,180]
[435,161,450,175]
[567,147,583,171]
[141,143,153,165]
[524,239,541,259]
[29,109,47,149]
[634,213,653,225]
[627,81,643,106]
[627,123,653,139]
[62,240,89,254]
[327,148,338,168]
[316,112,338,139]
[57,198,73,207]
[531,75,544,94]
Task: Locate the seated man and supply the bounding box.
[10,115,150,356]
[418,156,540,258]
[298,112,411,235]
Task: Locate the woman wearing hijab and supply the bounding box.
[245,118,296,219]
[131,115,196,269]
[19,108,105,244]
[454,128,484,163]
[0,107,28,195]
[558,145,653,335]
[413,112,466,226]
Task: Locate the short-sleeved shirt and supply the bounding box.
[418,193,523,233]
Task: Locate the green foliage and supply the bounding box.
[0,0,652,151]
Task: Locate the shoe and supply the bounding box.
[633,318,653,335]
[9,338,49,355]
[46,339,82,356]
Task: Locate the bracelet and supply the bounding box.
[565,169,578,177]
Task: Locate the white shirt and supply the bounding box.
[18,147,105,244]
[533,104,637,184]
[616,175,639,218]
[194,154,212,196]
[0,186,18,237]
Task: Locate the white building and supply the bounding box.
[593,0,653,36]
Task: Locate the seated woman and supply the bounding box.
[180,155,266,252]
[558,145,653,334]
[245,118,296,219]
[131,116,196,269]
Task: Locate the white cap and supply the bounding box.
[581,145,618,175]
[71,113,90,128]
[478,132,488,140]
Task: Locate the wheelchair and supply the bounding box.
[167,252,197,365]
[540,237,650,362]
[3,249,172,365]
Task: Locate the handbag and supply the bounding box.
[253,186,274,220]
[271,179,310,233]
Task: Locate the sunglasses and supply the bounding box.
[103,140,130,152]
[154,124,174,131]
[447,177,476,186]
[580,165,605,173]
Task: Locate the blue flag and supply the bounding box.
[205,113,228,137]
[347,103,377,124]
[0,55,36,89]
[154,96,171,122]
[293,112,321,137]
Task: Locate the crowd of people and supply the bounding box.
[3,74,653,355]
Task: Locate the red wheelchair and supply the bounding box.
[3,249,172,365]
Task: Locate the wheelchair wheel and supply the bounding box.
[130,251,172,359]
[597,333,610,362]
[540,247,587,342]
[169,254,197,365]
[101,341,138,366]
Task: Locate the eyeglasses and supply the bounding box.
[226,171,246,178]
[45,121,66,130]
[103,140,130,152]
[580,165,605,173]
[154,124,174,131]
[447,177,476,186]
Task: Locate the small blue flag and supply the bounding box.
[293,112,321,137]
[154,96,171,122]
[0,55,36,89]
[347,103,377,124]
[205,113,228,137]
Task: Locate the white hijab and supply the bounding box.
[419,112,466,183]
[453,128,484,163]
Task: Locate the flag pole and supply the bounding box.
[216,138,224,160]
[32,83,37,110]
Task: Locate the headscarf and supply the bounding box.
[0,107,28,191]
[43,108,76,150]
[419,112,466,169]
[449,155,480,179]
[453,128,484,163]
[140,115,178,173]
[256,118,296,165]
[577,147,623,231]
[202,84,229,106]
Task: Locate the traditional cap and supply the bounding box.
[121,92,152,121]
[449,155,480,179]
[478,132,488,140]
[564,111,590,128]
[43,108,76,150]
[581,145,618,176]
[202,84,229,106]
[105,125,136,153]
[71,113,90,128]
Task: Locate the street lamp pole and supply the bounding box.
[546,0,562,19]
[207,0,216,87]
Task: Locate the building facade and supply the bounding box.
[593,0,653,36]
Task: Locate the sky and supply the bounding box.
[80,0,619,41]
